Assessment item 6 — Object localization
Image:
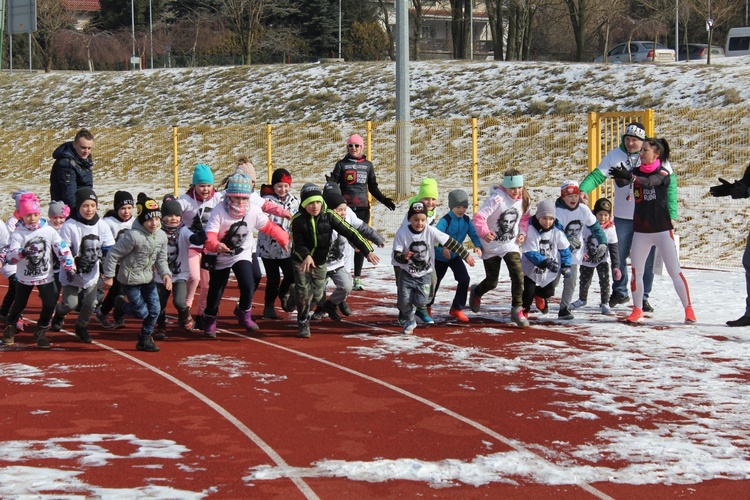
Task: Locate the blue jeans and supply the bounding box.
[122,281,161,335]
[613,217,655,300]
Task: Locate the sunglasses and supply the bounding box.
[347,144,361,148]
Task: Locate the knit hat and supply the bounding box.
[18,193,41,218]
[535,199,556,219]
[272,168,293,187]
[561,180,580,196]
[236,160,257,184]
[11,190,28,210]
[624,122,647,141]
[347,134,364,147]
[323,189,347,209]
[503,173,524,188]
[114,190,134,210]
[48,200,69,218]
[300,183,324,208]
[136,193,161,224]
[416,178,439,201]
[192,163,214,185]
[408,201,427,221]
[323,181,342,196]
[161,196,183,218]
[75,187,98,209]
[448,189,469,209]
[593,197,613,215]
[225,173,254,197]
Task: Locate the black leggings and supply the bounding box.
[350,207,371,277]
[204,260,255,317]
[9,281,58,327]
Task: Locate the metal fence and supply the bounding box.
[2,106,749,270]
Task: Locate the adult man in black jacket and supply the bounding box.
[50,129,95,210]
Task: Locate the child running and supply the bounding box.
[394,201,475,335]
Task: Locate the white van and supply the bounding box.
[725,27,750,56]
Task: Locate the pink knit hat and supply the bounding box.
[18,193,41,218]
[347,134,364,147]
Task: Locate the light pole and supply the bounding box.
[149,0,153,69]
[675,0,679,60]
[469,0,473,60]
[338,0,341,59]
[131,0,136,58]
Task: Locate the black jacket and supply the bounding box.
[49,142,94,209]
[291,208,373,265]
[329,154,389,210]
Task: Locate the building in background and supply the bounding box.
[62,0,101,30]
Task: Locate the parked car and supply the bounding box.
[678,43,725,60]
[726,27,750,57]
[594,41,676,63]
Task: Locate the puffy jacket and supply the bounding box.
[291,208,373,265]
[102,219,171,285]
[49,142,94,209]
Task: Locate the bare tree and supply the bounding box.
[219,0,267,65]
[449,0,471,59]
[375,0,395,61]
[691,0,737,64]
[485,0,505,61]
[55,29,128,71]
[34,0,76,72]
[560,0,587,61]
[412,0,423,60]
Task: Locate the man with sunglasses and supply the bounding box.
[50,128,95,211]
[329,133,396,290]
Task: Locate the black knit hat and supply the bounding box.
[323,190,346,209]
[407,201,427,221]
[300,183,324,208]
[272,168,293,186]
[161,195,183,218]
[114,190,134,211]
[137,192,162,224]
[75,187,98,209]
[593,197,612,215]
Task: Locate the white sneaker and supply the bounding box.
[600,303,612,315]
[570,299,586,310]
[510,306,529,327]
[402,320,417,335]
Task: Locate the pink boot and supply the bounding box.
[234,307,259,332]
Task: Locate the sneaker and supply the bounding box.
[2,324,16,345]
[624,307,644,323]
[727,315,750,327]
[600,303,612,315]
[534,296,549,314]
[449,308,469,323]
[282,286,297,313]
[324,301,342,322]
[338,301,352,316]
[402,319,417,335]
[49,313,65,332]
[415,307,434,324]
[310,307,325,321]
[298,320,311,338]
[469,285,481,313]
[263,306,279,319]
[95,309,115,329]
[234,306,259,332]
[34,328,51,349]
[558,307,574,320]
[113,296,127,327]
[203,315,217,339]
[684,306,697,324]
[609,292,629,308]
[152,326,167,340]
[74,325,93,343]
[570,299,586,310]
[642,300,654,313]
[511,306,530,327]
[136,335,160,352]
[352,278,364,291]
[180,312,195,332]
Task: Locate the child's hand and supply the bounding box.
[404,251,414,261]
[484,232,496,243]
[300,255,315,273]
[216,242,231,253]
[366,253,380,265]
[613,268,622,281]
[516,233,525,244]
[579,192,589,205]
[465,254,475,267]
[101,276,114,291]
[473,247,483,258]
[163,275,173,291]
[442,247,451,259]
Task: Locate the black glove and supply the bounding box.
[730,180,750,199]
[544,260,559,273]
[709,178,733,197]
[609,164,633,181]
[382,198,396,211]
[561,267,572,279]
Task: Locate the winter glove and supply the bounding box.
[561,266,572,279]
[730,180,750,199]
[709,178,733,197]
[382,197,396,211]
[595,243,607,259]
[64,266,77,283]
[609,164,633,181]
[544,259,559,273]
[190,229,208,246]
[612,267,622,282]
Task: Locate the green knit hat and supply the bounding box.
[416,178,439,200]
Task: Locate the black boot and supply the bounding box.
[136,334,160,352]
[324,301,341,321]
[34,327,51,349]
[727,315,750,327]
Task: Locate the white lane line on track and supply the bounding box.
[38,326,320,500]
[224,322,614,500]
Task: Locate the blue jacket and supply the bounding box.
[435,211,483,262]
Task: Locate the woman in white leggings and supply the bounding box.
[610,137,696,324]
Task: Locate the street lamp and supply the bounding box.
[149,0,153,69]
[338,0,341,59]
[131,0,136,57]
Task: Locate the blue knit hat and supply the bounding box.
[192,163,214,185]
[225,173,253,197]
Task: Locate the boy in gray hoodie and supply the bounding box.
[102,193,172,352]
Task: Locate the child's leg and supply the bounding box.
[522,276,537,311]
[232,260,255,311]
[475,256,502,298]
[98,271,123,315]
[6,281,32,325]
[560,264,579,309]
[37,282,58,328]
[156,282,170,328]
[56,285,81,318]
[203,267,231,318]
[429,259,450,308]
[0,274,18,318]
[448,257,470,310]
[538,281,557,300]
[293,262,326,322]
[503,252,524,309]
[171,280,189,315]
[413,274,430,311]
[75,283,98,327]
[185,248,202,309]
[195,267,211,315]
[251,253,262,299]
[278,257,295,302]
[397,272,417,323]
[140,282,162,335]
[327,267,352,305]
[595,262,611,305]
[262,257,282,307]
[578,266,595,302]
[657,231,692,307]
